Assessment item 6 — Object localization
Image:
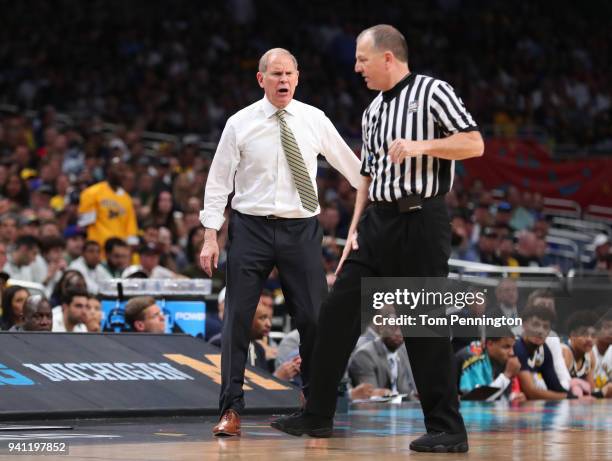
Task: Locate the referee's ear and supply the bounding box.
[383,50,396,68]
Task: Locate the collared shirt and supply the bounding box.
[360,72,479,201]
[200,96,362,230]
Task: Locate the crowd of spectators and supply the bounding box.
[1,0,611,148]
[1,0,611,408]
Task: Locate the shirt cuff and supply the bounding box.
[199,210,225,231]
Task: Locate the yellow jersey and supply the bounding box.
[78,181,139,247]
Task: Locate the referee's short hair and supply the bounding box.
[358,24,408,63]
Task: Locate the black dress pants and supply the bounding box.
[219,211,327,414]
[305,196,466,435]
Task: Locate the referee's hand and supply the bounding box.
[336,231,358,275]
[199,237,219,277]
[388,139,424,163]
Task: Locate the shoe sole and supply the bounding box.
[213,430,241,437]
[409,442,469,453]
[270,421,332,438]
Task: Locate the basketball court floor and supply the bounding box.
[1,400,610,460]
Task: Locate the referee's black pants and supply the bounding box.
[305,196,466,435]
[220,211,327,415]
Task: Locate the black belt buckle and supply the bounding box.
[265,215,278,220]
[397,196,423,213]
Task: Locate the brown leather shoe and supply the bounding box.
[212,409,241,437]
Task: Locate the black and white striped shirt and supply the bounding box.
[360,73,478,201]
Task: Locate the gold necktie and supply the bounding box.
[275,109,318,212]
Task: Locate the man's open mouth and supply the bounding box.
[278,88,289,94]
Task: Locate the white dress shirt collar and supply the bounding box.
[261,96,297,118]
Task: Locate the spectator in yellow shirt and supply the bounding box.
[77,156,138,249]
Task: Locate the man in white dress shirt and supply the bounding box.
[200,48,361,436]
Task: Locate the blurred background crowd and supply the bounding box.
[0,0,611,404]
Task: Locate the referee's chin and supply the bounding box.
[364,79,381,91]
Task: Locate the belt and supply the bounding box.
[234,210,313,221]
[372,195,441,213]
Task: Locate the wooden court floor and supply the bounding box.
[1,400,611,461]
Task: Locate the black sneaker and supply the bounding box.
[409,431,469,453]
[270,411,333,438]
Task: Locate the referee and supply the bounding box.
[272,25,484,453]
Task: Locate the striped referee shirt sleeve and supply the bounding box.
[430,81,479,134]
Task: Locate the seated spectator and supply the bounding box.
[494,201,514,230]
[457,326,525,402]
[348,323,416,399]
[122,242,176,279]
[0,213,18,247]
[476,227,498,265]
[513,230,542,267]
[102,237,131,277]
[49,269,88,308]
[52,288,88,332]
[514,303,568,400]
[3,235,42,283]
[524,289,572,391]
[487,278,520,322]
[181,226,208,279]
[204,286,224,341]
[593,309,612,398]
[354,303,399,352]
[40,236,67,296]
[124,295,166,333]
[11,294,52,332]
[63,225,86,264]
[209,290,292,380]
[252,291,278,362]
[84,295,103,333]
[562,310,598,398]
[244,291,275,373]
[586,234,611,271]
[509,196,535,231]
[68,240,110,294]
[495,236,520,267]
[0,285,29,330]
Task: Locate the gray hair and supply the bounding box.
[357,24,409,63]
[258,48,298,72]
[23,294,50,317]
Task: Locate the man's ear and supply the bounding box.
[384,51,394,68]
[134,320,145,332]
[256,71,264,88]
